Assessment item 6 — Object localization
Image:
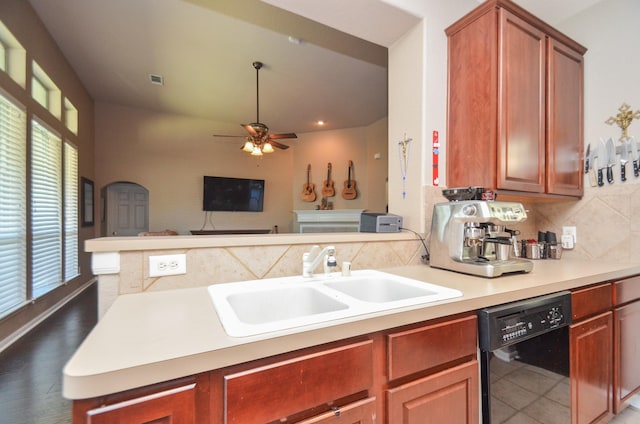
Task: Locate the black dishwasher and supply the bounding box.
[478,291,572,424]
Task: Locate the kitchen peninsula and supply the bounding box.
[66,255,640,423]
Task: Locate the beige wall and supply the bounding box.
[292,119,388,213]
[95,102,388,234]
[0,0,96,343]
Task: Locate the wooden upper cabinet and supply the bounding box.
[547,38,585,196]
[498,9,546,193]
[446,8,498,191]
[446,0,586,199]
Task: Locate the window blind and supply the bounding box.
[31,119,62,298]
[0,92,27,318]
[64,141,78,281]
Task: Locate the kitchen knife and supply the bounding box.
[630,136,639,177]
[596,138,607,186]
[584,143,591,174]
[620,139,629,182]
[606,137,616,184]
[586,144,597,187]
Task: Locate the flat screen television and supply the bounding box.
[203,176,265,212]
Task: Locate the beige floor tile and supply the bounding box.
[504,412,542,424]
[491,397,518,423]
[610,406,640,423]
[545,379,570,408]
[523,396,570,424]
[492,378,539,411]
[505,366,563,396]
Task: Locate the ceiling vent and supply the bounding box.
[149,74,164,86]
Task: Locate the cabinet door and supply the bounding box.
[297,397,376,424]
[570,312,613,424]
[446,8,499,190]
[497,9,546,193]
[79,383,198,424]
[547,38,584,196]
[224,340,373,424]
[614,301,640,413]
[387,360,478,424]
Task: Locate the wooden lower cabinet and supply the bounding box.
[614,299,640,413]
[570,311,613,424]
[386,314,479,424]
[297,397,377,424]
[72,315,480,424]
[222,339,374,424]
[72,374,210,424]
[387,360,479,424]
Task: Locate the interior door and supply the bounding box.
[105,182,149,236]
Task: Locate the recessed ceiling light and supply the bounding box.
[317,120,325,126]
[149,74,164,86]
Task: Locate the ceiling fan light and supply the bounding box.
[242,140,255,152]
[262,142,274,153]
[251,146,263,156]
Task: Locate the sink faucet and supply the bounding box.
[302,245,337,277]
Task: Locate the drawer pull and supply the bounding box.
[331,406,341,417]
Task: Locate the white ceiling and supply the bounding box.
[27,0,602,138]
[512,0,606,25]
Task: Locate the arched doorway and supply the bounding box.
[101,182,149,236]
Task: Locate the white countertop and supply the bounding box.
[63,259,640,400]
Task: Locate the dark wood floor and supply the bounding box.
[0,284,97,424]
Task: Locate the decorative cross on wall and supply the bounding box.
[605,102,640,140]
[397,134,412,199]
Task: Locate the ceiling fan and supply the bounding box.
[214,61,297,155]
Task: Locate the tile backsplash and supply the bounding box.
[424,183,640,263]
[96,182,639,317]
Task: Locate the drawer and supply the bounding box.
[572,283,612,321]
[613,275,640,306]
[297,396,376,424]
[387,314,477,381]
[224,339,373,424]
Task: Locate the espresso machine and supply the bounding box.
[429,200,533,277]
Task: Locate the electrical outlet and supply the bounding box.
[149,254,186,277]
[562,226,577,243]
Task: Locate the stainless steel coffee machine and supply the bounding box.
[429,201,533,277]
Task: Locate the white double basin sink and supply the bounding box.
[208,270,462,337]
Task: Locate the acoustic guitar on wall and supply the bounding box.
[301,164,316,202]
[322,162,335,197]
[342,160,357,200]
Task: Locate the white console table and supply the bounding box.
[293,209,364,233]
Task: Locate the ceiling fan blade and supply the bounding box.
[242,124,259,137]
[268,132,298,140]
[213,133,244,138]
[268,140,290,150]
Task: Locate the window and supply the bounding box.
[64,141,79,281]
[0,40,5,72]
[64,98,78,135]
[0,21,80,318]
[31,119,63,297]
[32,61,61,119]
[0,91,27,317]
[0,21,26,88]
